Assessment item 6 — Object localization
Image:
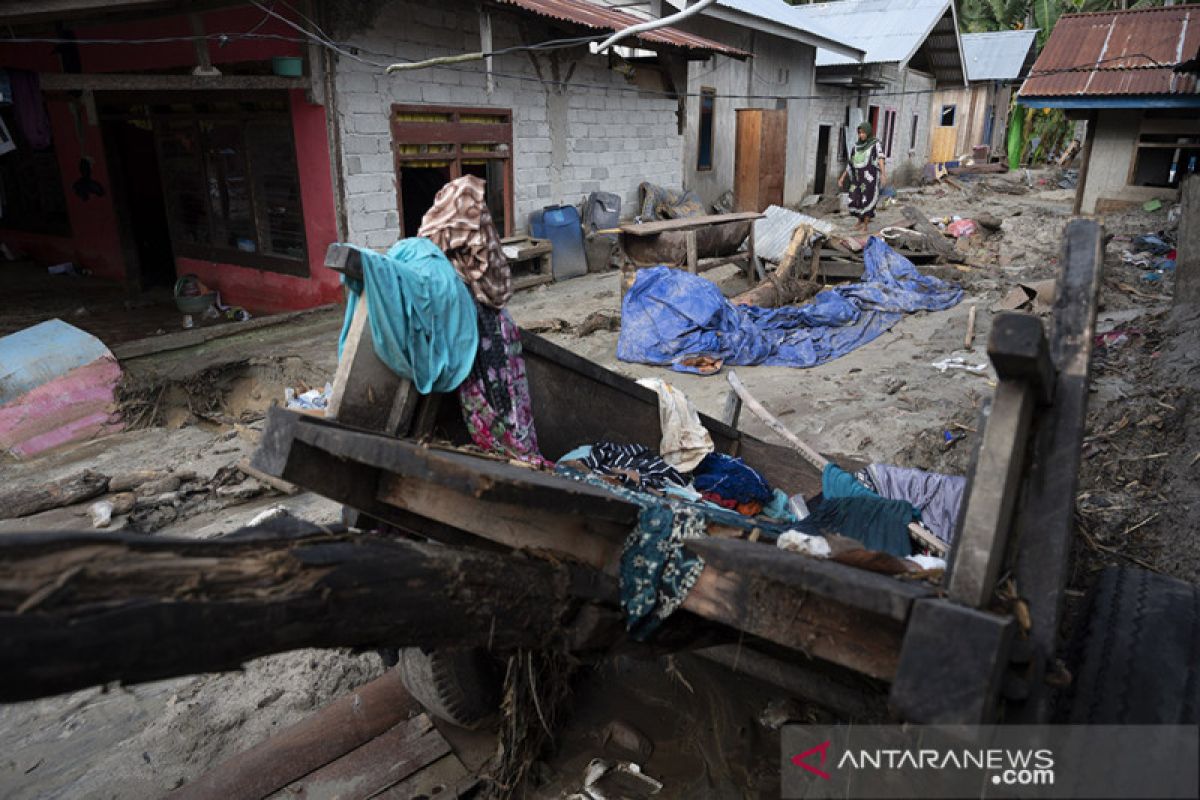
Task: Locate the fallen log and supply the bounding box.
[732,224,820,308]
[0,470,109,519]
[0,530,622,703]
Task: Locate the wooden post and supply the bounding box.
[685,229,698,274]
[1072,111,1097,216]
[1174,174,1200,307]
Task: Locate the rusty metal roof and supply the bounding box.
[1020,5,1200,99]
[493,0,749,57]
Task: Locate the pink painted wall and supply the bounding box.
[0,6,341,313]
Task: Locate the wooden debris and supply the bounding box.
[237,457,300,496]
[732,225,820,308]
[726,371,828,471]
[0,471,109,520]
[965,305,978,350]
[900,205,962,262]
[109,470,168,493]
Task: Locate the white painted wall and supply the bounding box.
[803,67,936,194]
[332,0,684,247]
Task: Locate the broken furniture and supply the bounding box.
[5,221,1151,798]
[619,211,763,293]
[501,235,554,292]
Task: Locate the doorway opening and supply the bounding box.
[103,118,176,290]
[814,125,831,196]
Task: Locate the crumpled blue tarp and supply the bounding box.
[339,238,479,394]
[617,236,963,372]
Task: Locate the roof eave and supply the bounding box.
[703,5,864,60]
[1017,94,1200,109]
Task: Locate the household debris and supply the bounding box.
[752,205,834,265]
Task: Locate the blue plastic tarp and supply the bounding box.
[617,237,962,372]
[339,238,479,394]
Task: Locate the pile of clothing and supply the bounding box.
[338,175,549,467]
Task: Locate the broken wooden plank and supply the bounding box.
[174,668,425,800]
[0,530,618,702]
[0,471,108,520]
[619,212,763,235]
[326,292,418,435]
[279,713,450,799]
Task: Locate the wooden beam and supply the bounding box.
[174,668,426,800]
[40,73,308,92]
[0,530,615,702]
[1007,220,1104,722]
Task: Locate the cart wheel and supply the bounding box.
[1061,566,1200,723]
[397,647,501,730]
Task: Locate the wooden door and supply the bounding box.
[734,108,787,212]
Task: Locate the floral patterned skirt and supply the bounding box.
[848,162,880,220]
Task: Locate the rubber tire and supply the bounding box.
[397,647,501,730]
[1062,566,1200,723]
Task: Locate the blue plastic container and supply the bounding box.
[530,205,587,281]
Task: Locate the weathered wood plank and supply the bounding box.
[174,668,424,800]
[0,531,614,702]
[619,212,763,236]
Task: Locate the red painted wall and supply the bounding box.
[0,6,341,313]
[179,90,343,315]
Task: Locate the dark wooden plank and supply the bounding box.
[682,559,906,681]
[619,211,763,236]
[175,669,424,800]
[1008,219,1104,722]
[41,73,308,91]
[988,312,1055,406]
[889,599,1015,723]
[687,537,934,621]
[0,532,613,702]
[111,306,337,361]
[282,714,450,800]
[374,752,477,799]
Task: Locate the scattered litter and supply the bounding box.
[1168,204,1182,228]
[788,493,810,521]
[182,314,194,329]
[931,357,988,373]
[1094,329,1140,348]
[777,530,831,557]
[994,279,1056,312]
[88,500,114,528]
[573,758,663,800]
[906,554,947,570]
[945,219,977,238]
[285,382,333,412]
[1142,198,1162,212]
[248,505,291,527]
[1133,234,1173,255]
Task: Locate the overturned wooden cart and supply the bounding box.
[5,220,1196,797]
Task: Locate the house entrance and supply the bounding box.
[814,124,831,196]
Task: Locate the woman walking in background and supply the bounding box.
[838,122,886,233]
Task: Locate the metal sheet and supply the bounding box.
[494,0,747,56]
[753,205,834,265]
[789,0,955,66]
[1020,6,1200,98]
[962,30,1038,82]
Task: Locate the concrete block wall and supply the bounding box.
[803,67,936,194]
[1078,109,1164,214]
[675,19,817,207]
[331,0,682,248]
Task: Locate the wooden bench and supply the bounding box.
[618,212,764,288]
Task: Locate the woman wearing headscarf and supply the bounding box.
[837,122,886,233]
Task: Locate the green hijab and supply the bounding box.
[855,122,878,153]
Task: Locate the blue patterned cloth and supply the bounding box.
[556,464,792,639]
[692,452,774,505]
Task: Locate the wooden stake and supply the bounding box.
[965,305,978,350]
[726,371,828,471]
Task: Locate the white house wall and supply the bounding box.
[805,67,935,194]
[678,20,817,207]
[331,0,684,248]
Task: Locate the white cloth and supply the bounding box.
[636,377,714,472]
[777,531,832,558]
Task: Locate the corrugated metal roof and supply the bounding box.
[753,205,833,264]
[494,0,748,56]
[660,0,863,58]
[788,0,952,66]
[961,30,1038,82]
[1020,5,1200,98]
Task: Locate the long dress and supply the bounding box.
[847,141,881,221]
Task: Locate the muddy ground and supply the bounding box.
[0,167,1192,798]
